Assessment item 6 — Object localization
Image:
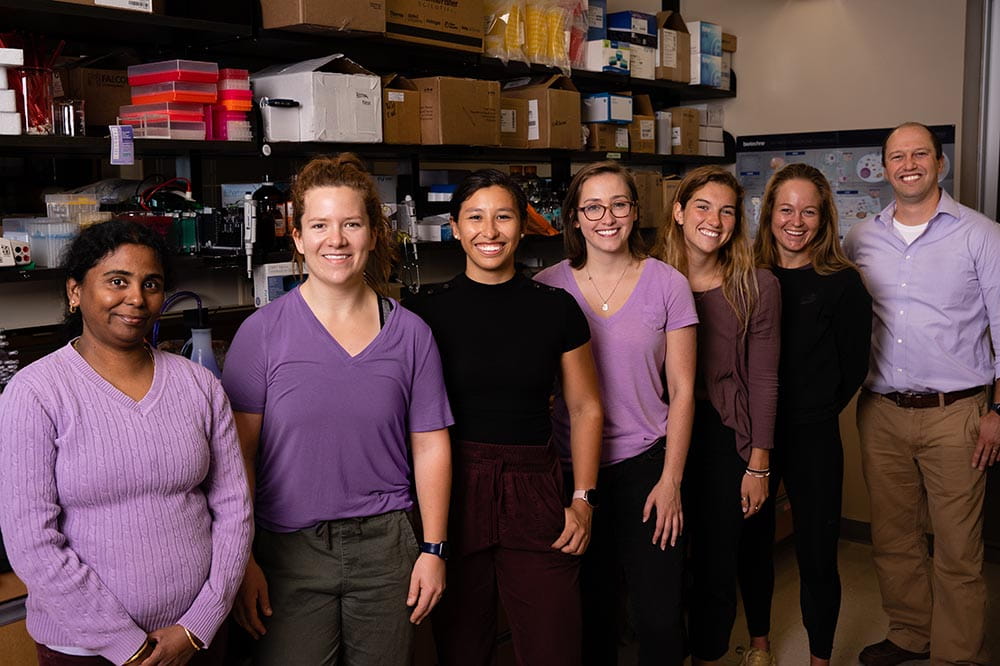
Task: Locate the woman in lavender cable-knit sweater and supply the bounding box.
[0,220,253,666]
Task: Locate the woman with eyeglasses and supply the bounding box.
[535,162,698,665]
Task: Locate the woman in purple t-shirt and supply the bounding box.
[652,166,781,666]
[535,161,697,666]
[222,154,453,665]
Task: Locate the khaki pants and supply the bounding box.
[857,390,988,666]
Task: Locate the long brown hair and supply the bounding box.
[753,163,855,275]
[289,153,398,296]
[561,161,647,268]
[651,165,758,334]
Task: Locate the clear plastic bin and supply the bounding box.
[24,218,78,267]
[127,60,219,86]
[123,119,207,140]
[44,194,100,223]
[131,81,217,105]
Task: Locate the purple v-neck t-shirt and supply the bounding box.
[536,258,698,465]
[223,287,453,532]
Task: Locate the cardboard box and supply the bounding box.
[687,20,722,56]
[500,96,528,149]
[582,92,632,124]
[54,0,163,13]
[607,11,656,47]
[413,76,499,146]
[584,40,630,74]
[381,74,420,144]
[721,52,732,90]
[252,54,382,143]
[386,0,484,53]
[585,123,629,152]
[722,32,737,52]
[260,0,385,34]
[691,54,722,87]
[628,95,655,154]
[55,64,133,130]
[691,102,724,127]
[699,140,725,157]
[662,176,682,213]
[655,11,690,83]
[655,110,672,154]
[667,106,699,155]
[699,125,723,142]
[501,75,581,150]
[629,45,656,80]
[587,0,607,40]
[632,170,663,228]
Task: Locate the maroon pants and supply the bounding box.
[432,440,582,666]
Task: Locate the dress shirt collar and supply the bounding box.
[874,187,960,229]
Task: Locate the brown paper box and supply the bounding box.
[654,11,690,83]
[628,94,655,154]
[585,123,629,152]
[413,76,500,146]
[386,0,484,53]
[667,106,699,155]
[632,169,663,228]
[381,74,420,144]
[722,32,737,52]
[260,0,385,33]
[55,66,131,130]
[662,176,682,215]
[500,97,528,149]
[502,75,581,150]
[53,0,164,13]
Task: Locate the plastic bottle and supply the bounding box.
[252,176,283,255]
[184,308,221,379]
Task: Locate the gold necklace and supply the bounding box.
[585,262,631,312]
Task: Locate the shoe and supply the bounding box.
[740,647,776,666]
[858,639,931,665]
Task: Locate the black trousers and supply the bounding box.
[568,439,686,666]
[685,401,751,662]
[738,417,844,660]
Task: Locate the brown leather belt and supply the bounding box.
[873,386,985,409]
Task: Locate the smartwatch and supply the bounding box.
[420,541,450,561]
[572,488,600,508]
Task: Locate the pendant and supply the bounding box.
[601,303,609,311]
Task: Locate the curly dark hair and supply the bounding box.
[61,219,173,338]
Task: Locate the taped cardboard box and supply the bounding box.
[502,75,581,150]
[386,0,484,53]
[655,11,689,83]
[500,96,528,149]
[722,32,737,52]
[260,0,385,34]
[628,94,655,154]
[585,123,628,152]
[55,55,139,130]
[667,106,699,155]
[382,74,420,144]
[252,54,382,143]
[413,76,499,146]
[632,170,663,228]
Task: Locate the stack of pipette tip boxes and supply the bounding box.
[121,59,219,140]
[0,48,24,135]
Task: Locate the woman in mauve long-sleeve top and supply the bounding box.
[652,166,781,666]
[0,220,253,666]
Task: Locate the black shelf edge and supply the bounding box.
[0,1,252,39]
[0,135,259,157]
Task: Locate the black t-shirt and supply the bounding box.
[404,272,590,445]
[772,265,872,424]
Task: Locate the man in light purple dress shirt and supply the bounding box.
[844,122,1000,666]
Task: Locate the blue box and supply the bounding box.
[587,0,607,40]
[690,54,722,87]
[607,11,656,47]
[584,39,630,75]
[581,92,633,124]
[687,20,722,57]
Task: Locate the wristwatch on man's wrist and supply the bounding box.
[420,541,450,561]
[990,402,1000,416]
[572,488,600,508]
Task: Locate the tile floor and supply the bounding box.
[676,539,1000,665]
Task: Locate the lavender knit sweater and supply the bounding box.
[0,343,253,665]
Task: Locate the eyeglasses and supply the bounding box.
[577,201,634,221]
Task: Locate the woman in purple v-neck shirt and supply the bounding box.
[536,161,698,666]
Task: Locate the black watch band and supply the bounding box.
[990,402,1000,416]
[420,541,450,561]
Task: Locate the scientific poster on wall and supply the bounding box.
[735,125,955,239]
